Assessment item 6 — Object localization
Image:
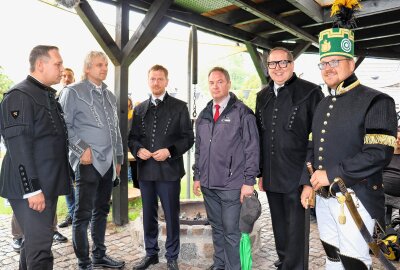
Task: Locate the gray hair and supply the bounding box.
[82,51,108,80]
[267,47,294,62]
[29,45,59,72]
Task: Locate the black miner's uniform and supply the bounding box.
[0,75,71,269]
[300,73,397,220]
[255,73,323,270]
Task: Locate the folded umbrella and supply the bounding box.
[239,191,262,270]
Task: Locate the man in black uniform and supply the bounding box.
[300,5,398,268]
[255,47,323,270]
[0,45,71,269]
[129,65,194,270]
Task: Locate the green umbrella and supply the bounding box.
[240,232,252,270]
[239,191,262,270]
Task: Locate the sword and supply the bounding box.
[304,162,316,270]
[333,177,396,270]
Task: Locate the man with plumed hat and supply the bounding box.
[299,1,397,269]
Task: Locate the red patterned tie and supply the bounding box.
[214,104,220,122]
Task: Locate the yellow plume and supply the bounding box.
[331,0,362,17]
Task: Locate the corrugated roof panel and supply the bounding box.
[174,0,232,13]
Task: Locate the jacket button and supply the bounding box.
[323,121,327,125]
[332,98,337,102]
[318,156,323,161]
[321,129,326,134]
[326,113,330,117]
[318,165,323,169]
[319,147,323,151]
[320,138,325,142]
[329,105,333,109]
[372,185,377,190]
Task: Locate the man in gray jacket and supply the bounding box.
[59,51,124,270]
[193,67,260,270]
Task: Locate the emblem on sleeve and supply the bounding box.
[11,111,19,119]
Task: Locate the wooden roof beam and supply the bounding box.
[225,0,318,46]
[121,0,173,66]
[286,0,323,23]
[75,0,122,65]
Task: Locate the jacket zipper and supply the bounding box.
[228,156,232,177]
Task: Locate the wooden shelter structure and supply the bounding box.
[59,0,400,225]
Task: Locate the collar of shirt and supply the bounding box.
[273,83,284,96]
[151,91,166,105]
[213,94,230,115]
[89,81,103,94]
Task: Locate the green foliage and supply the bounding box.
[0,66,14,101]
[198,51,262,112]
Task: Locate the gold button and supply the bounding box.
[372,185,377,190]
[320,138,324,142]
[329,105,333,109]
[324,121,328,125]
[332,98,337,102]
[322,129,326,134]
[318,165,323,169]
[318,156,323,161]
[319,147,323,151]
[327,113,330,117]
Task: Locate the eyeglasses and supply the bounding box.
[318,59,350,70]
[267,60,292,69]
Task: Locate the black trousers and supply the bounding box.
[266,189,305,270]
[72,164,113,267]
[10,197,57,270]
[139,180,181,261]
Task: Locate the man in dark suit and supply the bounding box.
[0,45,71,270]
[129,65,194,270]
[255,47,323,270]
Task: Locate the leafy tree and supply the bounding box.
[0,66,14,101]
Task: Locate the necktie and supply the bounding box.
[214,104,220,122]
[155,99,161,106]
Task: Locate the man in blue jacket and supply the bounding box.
[193,67,260,270]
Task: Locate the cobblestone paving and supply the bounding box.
[1,194,399,269]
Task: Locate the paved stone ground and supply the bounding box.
[1,194,399,269]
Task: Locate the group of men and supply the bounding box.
[0,21,397,270]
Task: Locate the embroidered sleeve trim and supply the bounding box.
[363,134,396,148]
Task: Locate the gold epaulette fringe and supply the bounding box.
[364,134,396,148]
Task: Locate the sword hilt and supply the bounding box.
[306,162,316,208]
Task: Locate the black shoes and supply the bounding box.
[11,238,23,253]
[167,260,179,270]
[53,231,68,243]
[92,255,125,269]
[79,264,93,270]
[58,215,73,228]
[132,254,159,270]
[274,259,283,268]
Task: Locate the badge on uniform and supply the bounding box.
[11,110,19,119]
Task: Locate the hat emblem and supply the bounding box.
[321,39,331,53]
[341,38,352,53]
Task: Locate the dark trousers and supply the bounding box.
[72,164,113,267]
[10,197,57,270]
[66,165,78,218]
[139,180,181,261]
[266,189,305,270]
[201,187,241,270]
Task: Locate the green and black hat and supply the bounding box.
[319,0,362,59]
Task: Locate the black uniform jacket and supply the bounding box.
[0,76,71,199]
[256,73,324,193]
[128,93,194,181]
[299,74,397,219]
